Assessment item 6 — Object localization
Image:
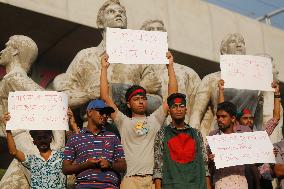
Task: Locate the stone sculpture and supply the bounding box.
[140,19,201,124]
[53,0,162,123]
[0,35,65,189]
[190,33,262,138]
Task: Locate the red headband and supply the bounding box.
[127,89,146,101]
[242,108,251,115]
[174,98,182,103]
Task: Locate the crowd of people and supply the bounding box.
[1,51,282,189]
[0,0,282,189]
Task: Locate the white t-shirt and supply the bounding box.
[114,106,166,176]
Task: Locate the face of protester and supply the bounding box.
[87,109,109,129]
[127,95,148,115]
[169,103,187,120]
[216,110,235,132]
[239,113,254,128]
[226,36,246,55]
[145,21,166,31]
[102,3,127,29]
[32,131,52,153]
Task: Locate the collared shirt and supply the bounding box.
[22,150,66,189]
[64,128,125,188]
[153,123,209,180]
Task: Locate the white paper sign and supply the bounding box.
[106,27,168,64]
[220,55,273,91]
[7,91,69,130]
[206,131,275,169]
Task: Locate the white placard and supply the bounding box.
[106,27,168,64]
[206,131,275,169]
[7,91,68,130]
[220,55,273,91]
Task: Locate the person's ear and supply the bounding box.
[86,110,92,117]
[127,101,130,108]
[232,116,236,123]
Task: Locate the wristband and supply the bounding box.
[274,94,281,98]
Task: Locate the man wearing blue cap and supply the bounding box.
[62,99,126,189]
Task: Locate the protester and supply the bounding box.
[218,79,280,189]
[153,93,208,189]
[207,102,248,189]
[100,52,178,189]
[63,99,126,189]
[2,112,67,189]
[273,134,284,189]
[218,79,280,135]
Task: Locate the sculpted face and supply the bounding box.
[102,3,127,29]
[144,21,165,31]
[226,36,246,55]
[0,40,16,65]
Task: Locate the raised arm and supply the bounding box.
[67,108,80,134]
[161,52,178,112]
[100,53,118,119]
[265,82,281,136]
[272,82,281,121]
[2,113,25,162]
[218,79,225,103]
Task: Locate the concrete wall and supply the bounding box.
[1,0,284,81]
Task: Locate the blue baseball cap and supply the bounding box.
[87,99,115,114]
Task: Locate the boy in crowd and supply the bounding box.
[153,93,207,189]
[218,79,281,189]
[63,99,126,189]
[2,112,68,189]
[207,102,248,189]
[100,52,178,189]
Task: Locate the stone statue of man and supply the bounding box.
[0,35,65,188]
[140,19,201,124]
[53,0,162,121]
[189,33,263,138]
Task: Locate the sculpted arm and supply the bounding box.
[189,75,212,129]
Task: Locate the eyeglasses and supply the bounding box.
[170,104,186,109]
[98,111,111,117]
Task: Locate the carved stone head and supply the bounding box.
[140,19,166,32]
[96,0,127,29]
[0,35,38,72]
[220,33,246,55]
[255,53,279,81]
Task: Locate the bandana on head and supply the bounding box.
[167,93,187,107]
[236,108,252,120]
[127,88,146,101]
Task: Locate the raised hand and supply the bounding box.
[101,53,110,69]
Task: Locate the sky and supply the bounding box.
[206,0,284,30]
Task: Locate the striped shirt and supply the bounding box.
[64,128,125,188]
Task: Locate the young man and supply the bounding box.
[63,99,126,189]
[153,93,207,189]
[2,113,67,189]
[218,79,280,134]
[207,102,248,189]
[100,52,178,189]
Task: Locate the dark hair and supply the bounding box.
[167,93,186,106]
[125,85,146,102]
[217,101,237,117]
[29,130,53,140]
